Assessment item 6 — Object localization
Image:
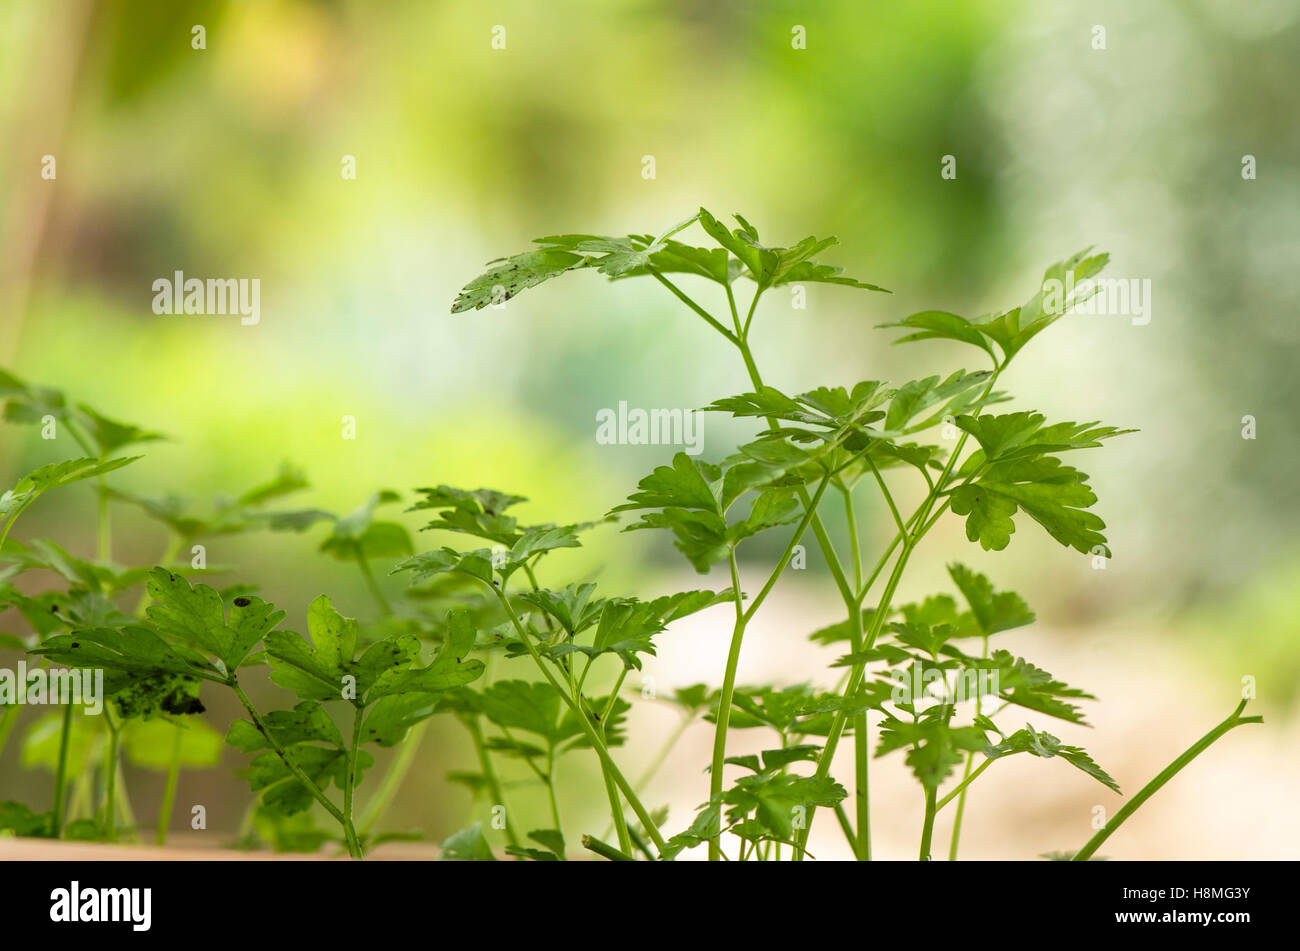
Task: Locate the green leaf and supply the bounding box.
[949,455,1110,555]
[876,713,988,791]
[507,524,580,566]
[265,597,420,704]
[76,404,165,456]
[986,723,1120,793]
[0,801,52,837]
[227,701,344,753]
[366,609,485,700]
[476,679,574,745]
[879,310,995,358]
[145,567,282,671]
[245,745,372,816]
[979,649,1096,724]
[108,672,206,719]
[361,694,438,747]
[409,485,529,546]
[237,463,311,508]
[882,250,1110,362]
[662,800,722,859]
[451,249,585,312]
[124,717,224,769]
[518,583,601,635]
[504,828,566,861]
[34,625,214,683]
[1,456,142,520]
[391,548,495,585]
[946,563,1035,636]
[722,773,847,841]
[439,822,497,860]
[885,370,993,433]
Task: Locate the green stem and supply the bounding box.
[582,834,634,862]
[601,763,632,855]
[51,703,74,837]
[96,478,110,563]
[343,706,364,853]
[358,719,427,834]
[0,703,20,761]
[1072,700,1262,861]
[489,583,667,856]
[937,757,992,811]
[601,712,693,842]
[708,476,832,860]
[232,682,362,858]
[545,748,563,836]
[114,761,138,838]
[465,715,520,848]
[102,709,120,841]
[919,785,937,860]
[946,637,988,859]
[155,723,183,846]
[833,802,857,853]
[647,269,738,344]
[355,552,392,616]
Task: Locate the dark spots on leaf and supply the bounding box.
[70,642,80,648]
[234,597,251,607]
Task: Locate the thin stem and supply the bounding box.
[647,269,737,344]
[355,552,392,616]
[464,715,520,849]
[114,761,137,838]
[601,712,693,842]
[596,666,632,854]
[358,719,427,834]
[51,703,74,837]
[1072,700,1262,861]
[741,289,761,336]
[343,705,364,854]
[919,785,937,860]
[709,549,747,863]
[102,708,120,841]
[96,478,111,563]
[488,583,667,856]
[741,475,833,625]
[545,748,563,836]
[947,635,990,859]
[865,453,907,537]
[0,704,20,762]
[155,723,183,846]
[833,802,857,853]
[937,757,993,811]
[232,683,362,858]
[133,534,181,616]
[843,487,863,591]
[708,475,832,860]
[947,760,974,861]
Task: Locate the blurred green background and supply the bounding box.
[1,0,1296,858]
